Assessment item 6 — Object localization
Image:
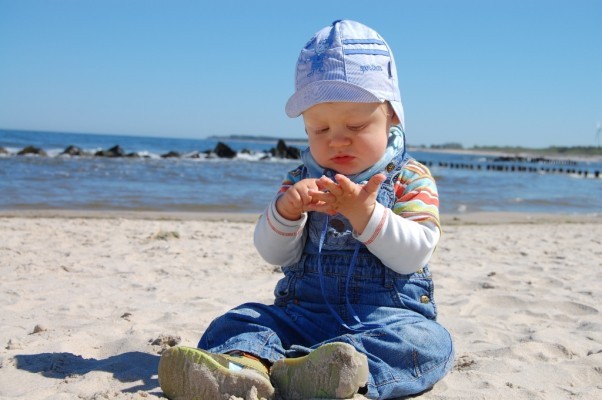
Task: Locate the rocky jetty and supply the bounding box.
[6,140,303,161]
[271,139,301,159]
[17,146,47,157]
[4,141,600,178]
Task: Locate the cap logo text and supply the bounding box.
[360,64,383,73]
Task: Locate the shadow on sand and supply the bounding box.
[14,351,161,394]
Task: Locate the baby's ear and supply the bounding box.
[387,102,400,125]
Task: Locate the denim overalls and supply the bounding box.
[198,151,455,399]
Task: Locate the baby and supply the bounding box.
[159,19,454,399]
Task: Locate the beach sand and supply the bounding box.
[0,210,600,399]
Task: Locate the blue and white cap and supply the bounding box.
[285,20,405,130]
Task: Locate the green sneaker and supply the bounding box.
[270,342,369,399]
[158,346,275,400]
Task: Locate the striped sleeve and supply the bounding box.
[393,159,441,231]
[277,165,305,195]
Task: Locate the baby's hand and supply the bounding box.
[275,178,322,220]
[309,173,385,232]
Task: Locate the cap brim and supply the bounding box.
[285,81,382,118]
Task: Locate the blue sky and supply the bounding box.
[0,0,600,148]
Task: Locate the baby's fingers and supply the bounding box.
[317,176,343,196]
[308,189,335,204]
[333,174,356,193]
[316,176,335,191]
[362,173,386,195]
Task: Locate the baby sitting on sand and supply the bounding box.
[158,19,454,399]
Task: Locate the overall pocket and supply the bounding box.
[273,263,304,306]
[390,271,437,320]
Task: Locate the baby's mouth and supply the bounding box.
[331,155,355,164]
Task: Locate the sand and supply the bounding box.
[0,210,600,399]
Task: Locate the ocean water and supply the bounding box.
[1,129,601,215]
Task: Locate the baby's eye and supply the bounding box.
[314,127,329,134]
[347,124,366,132]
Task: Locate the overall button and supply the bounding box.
[330,219,345,232]
[420,295,430,304]
[416,268,424,274]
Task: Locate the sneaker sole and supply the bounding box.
[158,346,275,400]
[270,342,369,399]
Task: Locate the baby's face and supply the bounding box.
[303,102,395,175]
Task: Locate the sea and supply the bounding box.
[1,129,601,215]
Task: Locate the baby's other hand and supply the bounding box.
[275,178,321,220]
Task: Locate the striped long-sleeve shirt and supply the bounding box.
[254,158,441,274]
